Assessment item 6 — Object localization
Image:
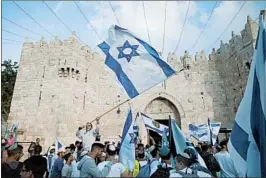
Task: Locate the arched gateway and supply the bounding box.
[140,92,185,145]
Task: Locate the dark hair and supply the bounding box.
[220,140,228,149]
[150,147,159,158]
[63,153,72,161]
[75,141,80,145]
[7,145,23,157]
[195,146,202,154]
[175,154,190,167]
[91,143,105,151]
[34,145,42,155]
[201,144,211,152]
[69,144,75,151]
[106,145,116,156]
[137,144,144,148]
[36,138,40,141]
[23,155,47,177]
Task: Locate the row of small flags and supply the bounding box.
[98,10,266,176]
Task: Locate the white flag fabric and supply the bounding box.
[98,25,175,99]
[141,113,169,136]
[189,122,221,144]
[228,12,266,177]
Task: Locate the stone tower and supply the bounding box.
[8,16,259,152]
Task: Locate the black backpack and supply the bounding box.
[150,165,173,178]
[2,162,23,178]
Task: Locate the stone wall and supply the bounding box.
[8,16,258,152]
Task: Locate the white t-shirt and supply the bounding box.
[139,160,147,167]
[98,161,126,177]
[215,151,239,177]
[169,167,211,177]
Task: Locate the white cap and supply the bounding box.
[100,152,106,157]
[108,144,116,151]
[58,147,65,153]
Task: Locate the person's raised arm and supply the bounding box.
[76,125,85,139]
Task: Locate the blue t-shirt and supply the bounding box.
[51,158,64,177]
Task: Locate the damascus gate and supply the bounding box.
[8,15,258,152]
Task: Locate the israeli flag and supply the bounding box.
[55,140,63,154]
[171,120,207,168]
[189,122,221,144]
[119,109,136,171]
[228,12,266,177]
[98,25,176,99]
[141,113,169,136]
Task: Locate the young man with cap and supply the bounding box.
[76,122,99,152]
[50,147,65,178]
[77,142,117,177]
[170,152,211,177]
[98,144,130,177]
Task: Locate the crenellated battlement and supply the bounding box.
[167,15,258,69]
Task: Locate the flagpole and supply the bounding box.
[91,68,185,123]
[208,118,213,146]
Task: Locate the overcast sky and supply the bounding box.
[2,1,266,63]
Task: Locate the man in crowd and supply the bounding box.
[214,140,239,177]
[2,144,24,177]
[170,152,211,177]
[62,153,74,178]
[20,154,48,178]
[201,143,221,176]
[50,148,65,177]
[76,122,99,152]
[77,142,117,177]
[28,138,41,157]
[98,144,130,177]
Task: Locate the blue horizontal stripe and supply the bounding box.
[121,109,133,143]
[250,68,266,176]
[230,121,250,161]
[98,42,139,98]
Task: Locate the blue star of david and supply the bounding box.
[129,133,136,144]
[117,40,139,62]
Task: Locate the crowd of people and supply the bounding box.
[1,121,239,178]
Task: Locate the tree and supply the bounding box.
[1,59,18,121]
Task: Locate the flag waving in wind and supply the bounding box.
[98,25,175,99]
[228,11,266,177]
[119,109,136,171]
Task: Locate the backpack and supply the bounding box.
[150,165,173,178]
[2,162,23,178]
[136,159,156,178]
[190,162,212,176]
[176,169,199,178]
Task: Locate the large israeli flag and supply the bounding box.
[119,109,136,171]
[141,113,169,136]
[98,25,176,99]
[189,122,221,144]
[228,12,266,177]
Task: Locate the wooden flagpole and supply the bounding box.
[91,68,185,123]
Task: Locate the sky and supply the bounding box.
[2,1,266,63]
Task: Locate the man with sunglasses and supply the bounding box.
[76,121,99,152]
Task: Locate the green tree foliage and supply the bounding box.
[1,59,18,121]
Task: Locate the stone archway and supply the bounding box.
[139,93,182,145]
[144,97,181,127]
